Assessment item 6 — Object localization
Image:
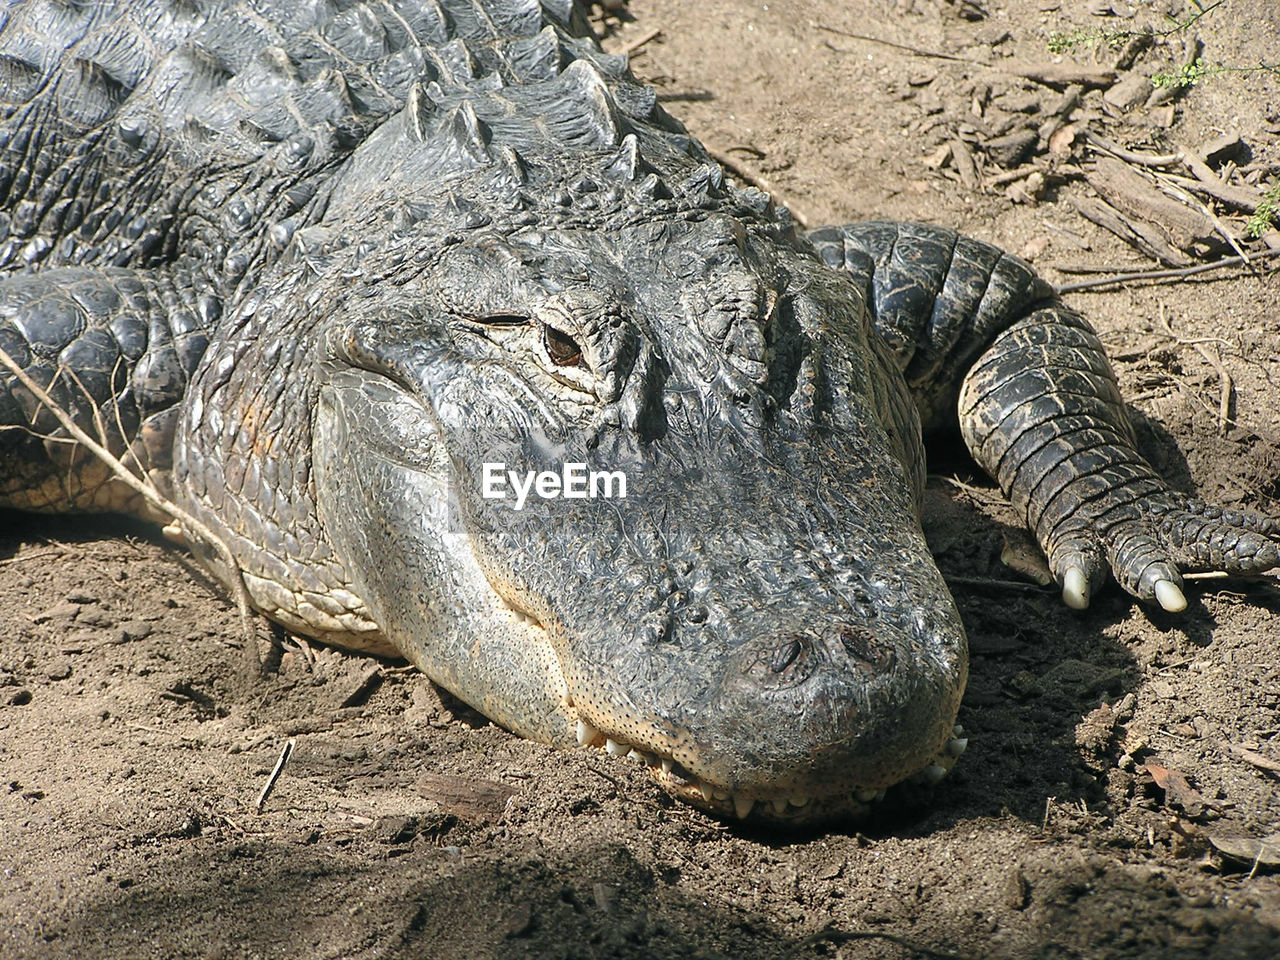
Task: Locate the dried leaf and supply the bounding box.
[1048,123,1077,158]
[1209,834,1280,867]
[1140,763,1205,815]
[1000,531,1053,586]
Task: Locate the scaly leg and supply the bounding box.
[809,221,1279,610]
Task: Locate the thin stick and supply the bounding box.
[812,22,983,65]
[255,738,296,813]
[1054,249,1280,294]
[0,346,262,670]
[944,574,1049,594]
[1179,144,1262,213]
[704,147,811,228]
[0,548,65,565]
[616,27,661,57]
[1084,130,1181,168]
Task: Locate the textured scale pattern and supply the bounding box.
[958,307,1280,603]
[0,0,1276,822]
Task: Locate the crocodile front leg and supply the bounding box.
[957,302,1278,610]
[810,221,1279,611]
[0,266,212,515]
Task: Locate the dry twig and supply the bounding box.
[256,738,296,813]
[1156,305,1234,435]
[1053,249,1280,294]
[615,27,661,57]
[0,345,263,672]
[704,147,811,228]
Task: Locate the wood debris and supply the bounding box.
[1083,156,1220,265]
[417,771,520,821]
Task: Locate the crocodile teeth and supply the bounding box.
[922,764,949,784]
[605,738,627,756]
[789,796,810,807]
[947,737,969,758]
[953,724,966,737]
[576,719,599,747]
[855,788,878,803]
[699,781,715,803]
[732,796,754,820]
[660,759,673,776]
[625,749,646,764]
[769,798,789,815]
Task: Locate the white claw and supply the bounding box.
[1154,579,1187,613]
[1062,567,1090,610]
[576,719,599,747]
[733,795,755,820]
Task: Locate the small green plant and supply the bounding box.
[1246,181,1280,239]
[1151,57,1217,88]
[1047,0,1229,55]
[1151,56,1280,89]
[1047,1,1280,90]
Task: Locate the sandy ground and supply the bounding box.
[2,1,1279,957]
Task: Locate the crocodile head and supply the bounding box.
[305,78,968,823]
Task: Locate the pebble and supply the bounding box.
[46,660,73,681]
[118,620,153,641]
[32,601,80,623]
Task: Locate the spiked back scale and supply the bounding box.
[0,0,788,283]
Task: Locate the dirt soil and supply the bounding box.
[3,1,1280,958]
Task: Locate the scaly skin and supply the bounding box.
[1,1,1276,823]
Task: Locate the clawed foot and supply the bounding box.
[1049,496,1280,613]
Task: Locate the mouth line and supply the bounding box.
[497,597,968,821]
[574,710,969,822]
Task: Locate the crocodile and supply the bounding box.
[1,0,1277,823]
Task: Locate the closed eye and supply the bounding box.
[476,313,531,326]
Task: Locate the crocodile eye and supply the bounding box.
[542,324,584,367]
[476,313,531,326]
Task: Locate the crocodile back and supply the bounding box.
[0,0,593,279]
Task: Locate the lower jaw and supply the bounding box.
[573,716,969,823]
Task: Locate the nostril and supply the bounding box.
[837,626,895,672]
[771,638,802,673]
[744,633,816,688]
